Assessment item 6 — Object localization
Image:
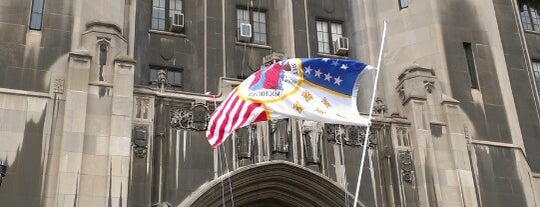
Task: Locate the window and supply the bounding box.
[399,0,409,9]
[463,42,479,89]
[532,60,540,92]
[149,67,183,88]
[316,20,343,54]
[151,0,183,31]
[519,0,540,31]
[237,8,267,45]
[29,0,45,30]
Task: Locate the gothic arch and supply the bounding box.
[180,161,365,207]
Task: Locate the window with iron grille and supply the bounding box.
[519,0,540,31]
[316,20,343,54]
[151,0,183,31]
[237,8,267,45]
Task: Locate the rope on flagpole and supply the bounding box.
[338,125,349,207]
[212,93,236,206]
[218,147,225,207]
[352,21,387,207]
[221,145,236,206]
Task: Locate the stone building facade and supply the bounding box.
[0,0,540,206]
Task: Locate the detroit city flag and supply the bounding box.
[206,58,374,148]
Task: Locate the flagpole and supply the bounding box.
[352,21,387,207]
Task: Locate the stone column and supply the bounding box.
[53,50,92,207]
[106,58,135,206]
[396,66,478,206]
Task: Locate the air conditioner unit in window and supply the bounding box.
[333,37,349,56]
[169,13,184,33]
[238,23,252,42]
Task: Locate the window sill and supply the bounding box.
[149,29,187,38]
[235,42,272,50]
[524,30,540,35]
[317,53,349,59]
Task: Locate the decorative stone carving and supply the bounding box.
[357,127,377,148]
[170,103,210,131]
[262,52,287,65]
[270,119,289,153]
[373,97,387,115]
[398,151,415,183]
[398,86,406,102]
[191,104,209,131]
[53,79,65,93]
[424,81,435,93]
[302,121,323,165]
[325,124,376,148]
[133,126,148,158]
[157,69,167,90]
[325,124,337,142]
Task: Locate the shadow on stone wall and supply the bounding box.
[0,106,47,206]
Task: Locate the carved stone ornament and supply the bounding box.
[373,97,387,115]
[170,103,210,131]
[325,124,376,148]
[358,127,377,149]
[133,126,148,158]
[157,69,167,88]
[53,78,65,93]
[424,80,435,93]
[398,86,406,102]
[399,151,415,183]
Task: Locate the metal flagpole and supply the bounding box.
[352,21,387,207]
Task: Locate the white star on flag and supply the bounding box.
[322,58,330,62]
[331,60,339,67]
[305,65,313,74]
[334,76,343,85]
[340,64,349,70]
[314,69,323,78]
[324,73,332,82]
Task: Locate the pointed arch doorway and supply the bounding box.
[180,161,365,207]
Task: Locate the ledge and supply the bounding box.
[149,29,187,38]
[88,82,113,87]
[0,87,50,98]
[524,30,540,36]
[235,42,272,50]
[316,53,349,59]
[470,140,520,149]
[114,55,136,64]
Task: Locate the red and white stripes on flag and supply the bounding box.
[206,88,268,148]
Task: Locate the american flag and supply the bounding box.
[206,88,268,148]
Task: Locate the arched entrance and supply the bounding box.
[180,161,365,207]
